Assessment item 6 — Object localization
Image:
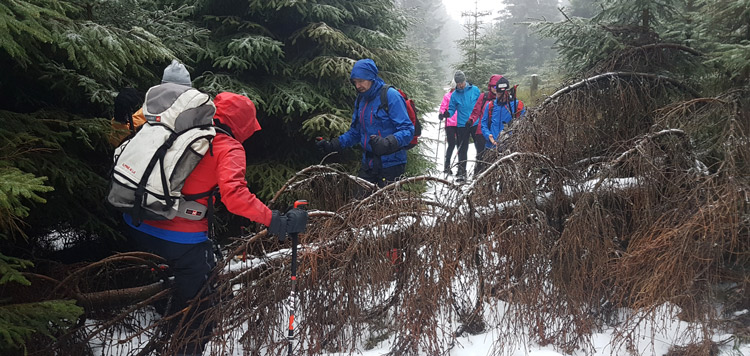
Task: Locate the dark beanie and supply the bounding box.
[495,76,510,90]
[454,70,466,84]
[113,88,144,123]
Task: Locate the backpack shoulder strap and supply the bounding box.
[354,94,363,120]
[488,100,494,122]
[212,119,234,138]
[209,120,234,157]
[379,85,393,114]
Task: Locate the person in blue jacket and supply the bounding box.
[317,58,414,187]
[447,70,481,181]
[481,76,525,151]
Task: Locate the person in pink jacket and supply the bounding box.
[438,80,458,174]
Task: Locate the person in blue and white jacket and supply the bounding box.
[447,70,481,181]
[481,76,526,151]
[317,58,414,187]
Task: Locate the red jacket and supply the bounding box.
[144,92,272,233]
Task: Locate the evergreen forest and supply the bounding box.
[0,0,749,355]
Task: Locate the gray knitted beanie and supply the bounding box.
[454,70,466,84]
[162,59,192,86]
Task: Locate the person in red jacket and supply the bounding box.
[123,91,303,355]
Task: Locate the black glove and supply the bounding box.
[267,210,288,242]
[438,111,447,121]
[464,119,473,128]
[285,208,308,235]
[369,135,400,156]
[316,137,341,154]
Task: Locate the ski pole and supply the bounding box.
[287,200,307,356]
[435,117,443,168]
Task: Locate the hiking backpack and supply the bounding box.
[107,83,217,226]
[485,85,524,136]
[377,85,422,149]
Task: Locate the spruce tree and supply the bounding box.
[192,0,430,200]
[0,0,205,241]
[694,0,750,88]
[537,0,697,78]
[397,0,448,100]
[453,1,496,86]
[0,1,201,348]
[501,0,560,76]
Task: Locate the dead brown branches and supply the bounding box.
[29,82,750,356]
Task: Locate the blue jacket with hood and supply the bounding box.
[481,97,525,148]
[448,82,481,127]
[338,59,414,169]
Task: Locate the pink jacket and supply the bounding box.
[439,90,458,127]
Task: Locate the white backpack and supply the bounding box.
[107,83,217,225]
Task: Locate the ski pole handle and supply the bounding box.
[293,200,308,209]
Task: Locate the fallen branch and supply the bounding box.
[76,280,169,311]
[542,72,699,106]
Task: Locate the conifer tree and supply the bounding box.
[501,0,560,76]
[192,0,431,199]
[694,0,750,87]
[0,0,205,241]
[0,1,203,349]
[397,0,448,100]
[453,1,497,86]
[537,0,697,78]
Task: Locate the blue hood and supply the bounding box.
[350,58,385,101]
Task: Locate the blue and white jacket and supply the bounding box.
[338,59,414,169]
[448,83,481,127]
[481,98,525,149]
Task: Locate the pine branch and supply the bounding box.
[0,168,53,236]
[0,300,83,352]
[298,56,356,79]
[301,113,352,138]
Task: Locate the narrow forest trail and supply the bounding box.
[420,105,477,179]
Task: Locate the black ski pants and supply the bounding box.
[443,125,458,173]
[126,226,216,355]
[455,126,473,176]
[473,131,487,176]
[359,162,406,188]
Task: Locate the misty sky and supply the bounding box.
[442,0,501,22]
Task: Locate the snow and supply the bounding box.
[420,106,477,180]
[91,107,750,356]
[312,108,750,356]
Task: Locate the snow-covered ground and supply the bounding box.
[419,107,477,180]
[92,107,750,356]
[316,108,750,356]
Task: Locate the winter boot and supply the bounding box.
[455,173,466,184]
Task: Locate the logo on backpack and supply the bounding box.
[106,83,217,226]
[379,85,421,150]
